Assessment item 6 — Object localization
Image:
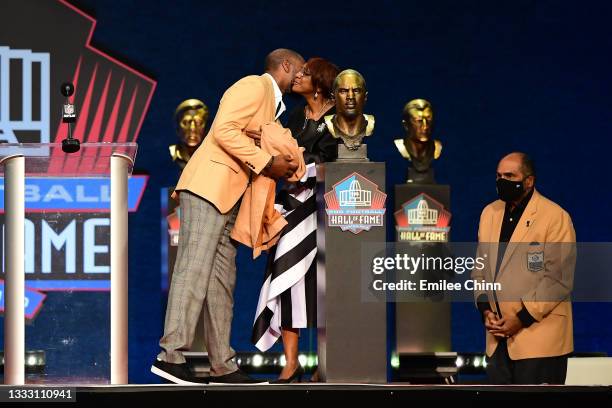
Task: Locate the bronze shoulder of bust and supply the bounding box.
[393,138,442,161]
[393,138,411,160]
[363,114,375,136]
[324,114,336,136]
[434,140,442,159]
[325,114,373,139]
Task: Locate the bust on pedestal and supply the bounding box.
[392,99,451,365]
[317,69,387,383]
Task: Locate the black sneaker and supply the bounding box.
[209,369,268,384]
[151,359,208,385]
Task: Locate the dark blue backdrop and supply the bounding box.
[73,0,612,382]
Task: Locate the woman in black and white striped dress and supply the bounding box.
[251,57,340,383]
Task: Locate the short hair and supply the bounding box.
[264,48,303,71]
[305,57,340,99]
[174,99,208,123]
[505,152,536,178]
[404,99,432,114]
[332,69,367,92]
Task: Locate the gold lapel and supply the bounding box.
[496,190,540,278]
[487,202,505,280]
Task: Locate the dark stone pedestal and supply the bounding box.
[316,161,387,383]
[394,184,451,353]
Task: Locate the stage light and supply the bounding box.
[307,355,317,368]
[391,354,400,369]
[298,354,307,367]
[482,357,488,368]
[252,354,263,367]
[0,350,46,372]
[280,355,287,367]
[473,356,481,367]
[455,356,464,367]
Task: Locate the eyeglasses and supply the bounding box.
[298,66,312,76]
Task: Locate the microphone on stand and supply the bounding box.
[60,82,80,153]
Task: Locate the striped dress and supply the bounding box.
[251,163,317,351]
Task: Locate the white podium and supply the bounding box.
[0,142,137,385]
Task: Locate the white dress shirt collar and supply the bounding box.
[263,73,286,119]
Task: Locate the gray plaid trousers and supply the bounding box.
[158,191,239,376]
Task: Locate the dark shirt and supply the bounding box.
[478,189,536,327]
[499,189,534,244]
[286,103,338,164]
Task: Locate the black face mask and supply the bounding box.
[496,178,525,202]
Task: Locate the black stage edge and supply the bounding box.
[1,385,610,405]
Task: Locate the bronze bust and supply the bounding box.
[167,99,209,251]
[169,98,209,169]
[394,99,442,183]
[324,69,374,160]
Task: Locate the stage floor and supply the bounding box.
[1,384,611,405]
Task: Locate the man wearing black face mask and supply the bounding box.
[472,152,576,384]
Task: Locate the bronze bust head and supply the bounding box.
[394,99,442,183]
[169,98,209,169]
[324,69,374,158]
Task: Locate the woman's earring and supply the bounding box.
[314,91,318,100]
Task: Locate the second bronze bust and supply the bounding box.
[394,99,442,183]
[169,98,209,170]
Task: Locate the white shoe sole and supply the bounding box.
[151,365,205,385]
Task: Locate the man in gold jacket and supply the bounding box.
[472,152,576,384]
[152,49,304,384]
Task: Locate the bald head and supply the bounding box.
[264,48,304,72]
[263,48,304,94]
[498,152,536,180]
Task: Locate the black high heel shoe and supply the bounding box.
[270,364,304,384]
